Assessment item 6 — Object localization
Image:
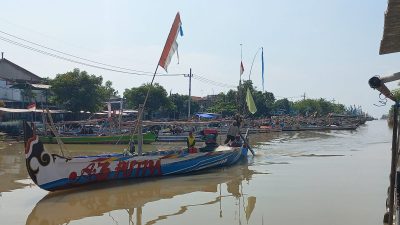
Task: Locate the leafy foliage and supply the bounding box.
[207,92,237,116]
[292,98,345,116]
[123,83,173,119]
[168,93,200,119]
[49,69,111,113]
[47,69,355,119]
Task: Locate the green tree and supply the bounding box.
[103,80,119,99]
[50,68,110,113]
[207,92,237,116]
[123,83,173,119]
[274,98,291,115]
[169,93,200,119]
[292,98,345,116]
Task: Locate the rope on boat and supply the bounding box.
[45,109,69,157]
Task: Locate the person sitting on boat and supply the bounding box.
[229,135,243,147]
[224,121,240,144]
[187,131,197,153]
[200,129,219,152]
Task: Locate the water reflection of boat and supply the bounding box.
[26,164,257,225]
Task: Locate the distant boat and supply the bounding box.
[38,132,157,144]
[24,122,249,191]
[282,124,358,132]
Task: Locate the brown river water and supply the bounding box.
[0,120,391,225]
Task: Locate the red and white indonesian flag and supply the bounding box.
[27,102,36,111]
[240,61,244,76]
[158,12,183,72]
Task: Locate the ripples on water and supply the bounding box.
[0,120,393,225]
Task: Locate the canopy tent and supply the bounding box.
[195,113,220,119]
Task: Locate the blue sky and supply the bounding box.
[0,0,399,117]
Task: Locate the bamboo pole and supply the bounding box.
[45,109,68,157]
[388,102,399,225]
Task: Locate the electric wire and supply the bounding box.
[0,34,184,77]
[193,74,236,88]
[0,30,157,74]
[0,31,238,88]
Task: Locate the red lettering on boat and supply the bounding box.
[135,160,147,177]
[128,160,137,176]
[96,161,111,180]
[114,161,129,178]
[147,159,162,175]
[81,163,96,179]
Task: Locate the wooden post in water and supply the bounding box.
[137,104,144,156]
[388,102,399,225]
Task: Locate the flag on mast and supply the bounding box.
[261,47,265,91]
[246,88,257,114]
[240,61,244,76]
[27,102,36,111]
[158,12,183,72]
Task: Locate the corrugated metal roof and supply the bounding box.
[0,58,42,82]
[380,0,400,54]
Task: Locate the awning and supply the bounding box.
[10,83,51,90]
[0,107,67,113]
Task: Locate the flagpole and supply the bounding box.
[248,47,262,81]
[129,12,181,154]
[240,44,243,84]
[130,65,159,155]
[238,44,243,114]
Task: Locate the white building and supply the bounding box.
[0,53,48,105]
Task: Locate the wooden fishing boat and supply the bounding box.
[24,122,249,191]
[38,132,157,144]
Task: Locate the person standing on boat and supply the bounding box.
[225,121,240,144]
[234,114,243,127]
[229,135,243,147]
[187,131,197,153]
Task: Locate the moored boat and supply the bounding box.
[282,124,358,132]
[24,122,249,191]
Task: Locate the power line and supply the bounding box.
[0,33,184,77]
[0,30,239,89]
[193,74,236,88]
[0,30,158,75]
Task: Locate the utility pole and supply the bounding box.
[302,92,306,101]
[184,68,193,120]
[137,104,143,156]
